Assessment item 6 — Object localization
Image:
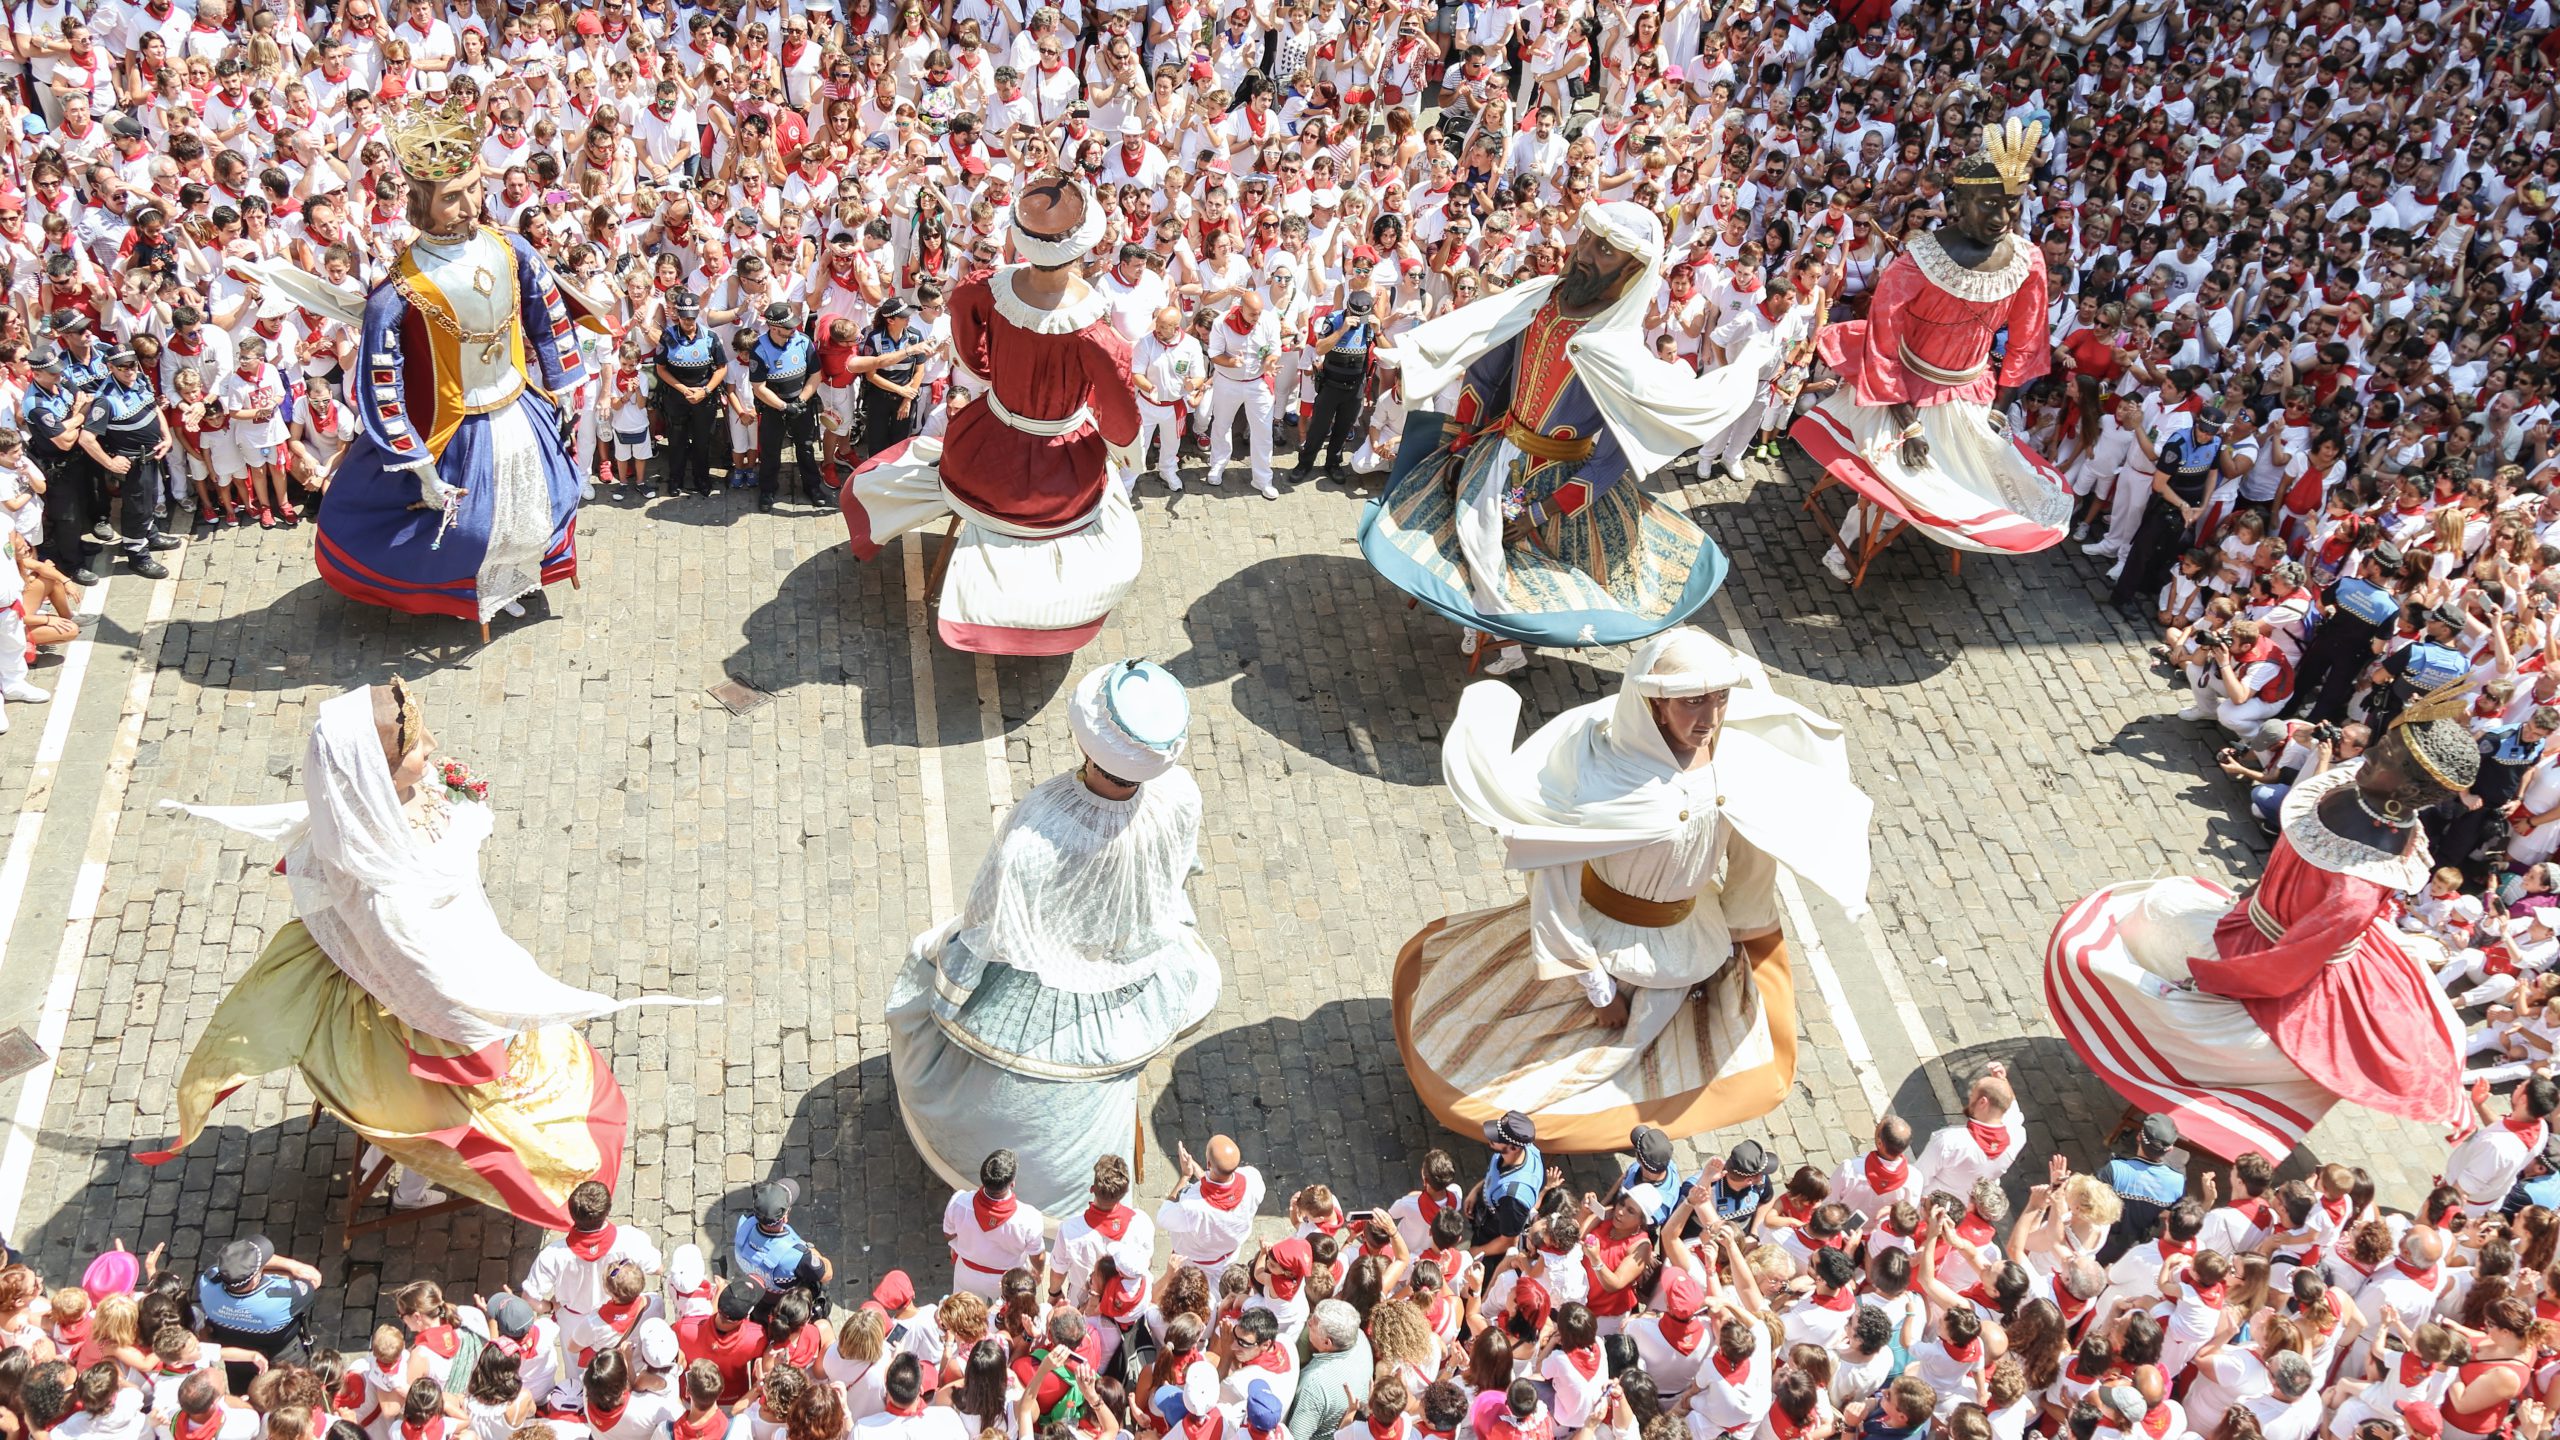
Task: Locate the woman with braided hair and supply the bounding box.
[2047,685,2480,1160]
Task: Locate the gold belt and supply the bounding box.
[1896,339,1988,387]
[1504,417,1597,465]
[2246,891,2358,964]
[1581,866,1696,928]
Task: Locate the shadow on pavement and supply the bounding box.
[1164,554,1623,787]
[161,574,533,691]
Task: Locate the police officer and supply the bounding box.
[856,298,928,461]
[1296,289,1377,483]
[194,1234,321,1389]
[81,347,180,579]
[20,345,98,585]
[654,289,725,498]
[746,301,821,510]
[2110,405,2228,617]
[1466,1109,1543,1253]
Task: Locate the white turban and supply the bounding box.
[1070,660,1191,783]
[1011,177,1109,267]
[1578,200,1665,271]
[1180,1360,1221,1417]
[1631,627,1752,698]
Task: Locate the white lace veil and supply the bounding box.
[951,764,1206,995]
[172,685,711,1050]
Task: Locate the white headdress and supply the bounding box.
[1069,659,1191,784]
[1010,175,1109,268]
[1631,627,1753,698]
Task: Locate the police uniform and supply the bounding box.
[20,368,93,579]
[88,358,171,561]
[746,312,821,505]
[857,302,926,461]
[2110,412,2227,612]
[654,304,726,496]
[1297,295,1377,478]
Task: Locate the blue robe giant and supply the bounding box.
[314,229,590,623]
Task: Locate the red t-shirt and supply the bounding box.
[672,1315,769,1403]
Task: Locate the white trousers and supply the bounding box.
[2088,468,2150,558]
[1132,399,1183,486]
[2184,666,2283,735]
[1205,374,1273,488]
[2437,948,2524,1008]
[0,607,29,691]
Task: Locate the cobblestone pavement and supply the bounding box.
[0,438,2440,1339]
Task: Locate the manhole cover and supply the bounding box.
[0,1028,44,1083]
[709,678,773,717]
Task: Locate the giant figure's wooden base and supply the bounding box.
[1391,902,1795,1152]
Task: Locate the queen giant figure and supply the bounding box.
[2047,686,2477,1159]
[268,96,600,638]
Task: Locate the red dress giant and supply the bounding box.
[1791,232,2072,559]
[2045,765,2463,1159]
[841,269,1143,654]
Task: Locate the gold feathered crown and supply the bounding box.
[385,95,482,183]
[1953,116,2044,194]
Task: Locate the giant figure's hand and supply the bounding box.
[1888,401,1930,470]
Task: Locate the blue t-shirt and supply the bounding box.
[732,1215,813,1290]
[1616,1162,1686,1225]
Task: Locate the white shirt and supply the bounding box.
[943,1190,1048,1281]
[1827,1153,1924,1224]
[1157,1167,1265,1264]
[1096,267,1169,344]
[1915,1104,2026,1202]
[1626,1315,1713,1394]
[520,1226,665,1347]
[2443,1118,2547,1212]
[851,1410,973,1440]
[1053,1204,1156,1305]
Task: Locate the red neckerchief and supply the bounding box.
[883,1398,926,1419]
[2139,1406,2174,1440]
[1200,1171,1246,1210]
[1769,1409,1812,1440]
[1423,1294,1454,1332]
[1658,1312,1704,1352]
[2400,1353,2441,1385]
[1777,1194,1814,1222]
[1563,1346,1601,1379]
[1809,1285,1855,1312]
[1968,1118,2012,1157]
[1084,1203,1133,1240]
[972,1189,1018,1230]
[1100,1274,1146,1323]
[2226,1196,2269,1227]
[2158,1237,2197,1262]
[400,1419,448,1440]
[2395,1258,2441,1290]
[598,1295,645,1334]
[585,1399,628,1434]
[1956,1211,1996,1247]
[2319,1193,2351,1228]
[1223,309,1256,338]
[565,1223,618,1261]
[1863,1151,1907,1196]
[2502,1114,2548,1146]
[1366,1420,1407,1440]
[780,37,806,65]
[1711,1346,1751,1382]
[2056,1289,2094,1329]
[2190,1280,2229,1308]
[1181,1413,1226,1440]
[415,1325,460,1359]
[673,1411,724,1440]
[1942,1334,1982,1365]
[1416,1185,1456,1223]
[1243,1343,1291,1375]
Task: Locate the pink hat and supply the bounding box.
[82,1249,141,1300]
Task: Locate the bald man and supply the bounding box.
[1130,303,1206,497]
[1156,1133,1265,1289]
[1205,290,1282,498]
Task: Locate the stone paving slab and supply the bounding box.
[3,443,2441,1343]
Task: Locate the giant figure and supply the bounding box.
[841,173,1143,655]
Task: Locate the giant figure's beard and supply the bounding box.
[1557,259,1617,309]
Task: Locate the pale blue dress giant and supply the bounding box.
[887,766,1221,1215]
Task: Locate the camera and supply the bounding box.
[2311,721,2342,744]
[2192,629,2229,650]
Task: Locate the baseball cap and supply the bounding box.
[1725,1139,1770,1177]
[574,9,602,33]
[1244,1381,1284,1432]
[18,115,45,138]
[762,301,796,326]
[752,1178,799,1225]
[2138,1114,2179,1152]
[1344,290,1374,316]
[485,1293,536,1339]
[2192,404,2228,431]
[1623,1182,1664,1216]
[1631,1124,1673,1171]
[214,1236,275,1286]
[632,1317,681,1373]
[1483,1110,1537,1147]
[45,308,89,335]
[2399,1403,2444,1440]
[111,115,146,140]
[27,345,61,373]
[105,347,138,367]
[876,297,915,323]
[716,1278,761,1322]
[1661,1271,1704,1318]
[668,288,702,316]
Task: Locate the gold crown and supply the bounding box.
[1953,116,2044,194]
[385,95,482,183]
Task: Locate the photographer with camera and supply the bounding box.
[2218,718,2368,830]
[2177,615,2294,735]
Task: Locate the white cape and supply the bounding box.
[1442,634,1873,917]
[1380,272,1762,483]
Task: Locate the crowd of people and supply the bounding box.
[16,1093,2560,1440]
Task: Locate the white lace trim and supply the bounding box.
[989,267,1111,334]
[1907,230,2033,305]
[2277,763,2432,891]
